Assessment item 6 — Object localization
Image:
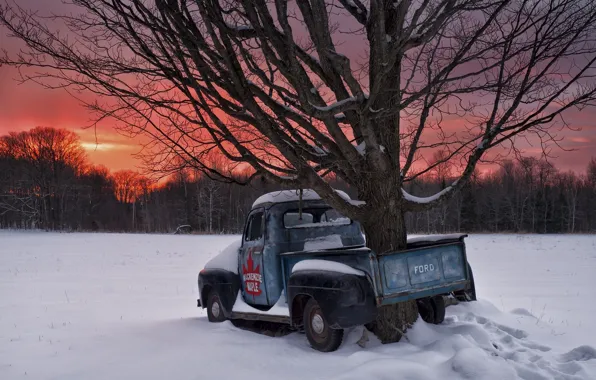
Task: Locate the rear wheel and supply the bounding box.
[207,290,226,323]
[430,296,446,324]
[417,298,435,324]
[417,296,445,324]
[303,298,343,352]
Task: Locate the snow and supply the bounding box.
[292,259,365,276]
[225,22,252,31]
[1,231,595,380]
[407,233,467,245]
[354,141,385,155]
[289,221,351,229]
[310,144,328,156]
[232,291,289,317]
[303,234,344,250]
[203,239,241,273]
[334,112,346,121]
[356,141,366,155]
[252,189,351,208]
[402,186,453,204]
[311,96,358,112]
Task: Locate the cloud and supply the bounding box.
[569,137,591,144]
[80,142,136,152]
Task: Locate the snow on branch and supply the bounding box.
[225,21,253,32]
[310,96,360,113]
[354,141,385,156]
[334,113,347,122]
[401,184,455,204]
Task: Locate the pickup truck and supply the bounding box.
[197,189,476,352]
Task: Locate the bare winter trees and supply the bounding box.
[0,127,86,229]
[2,0,596,249]
[3,0,596,339]
[1,127,595,232]
[405,158,596,234]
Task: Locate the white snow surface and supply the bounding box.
[232,291,289,317]
[203,239,241,273]
[252,189,351,208]
[1,231,596,380]
[292,259,365,276]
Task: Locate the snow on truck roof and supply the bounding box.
[251,189,351,208]
[406,233,467,245]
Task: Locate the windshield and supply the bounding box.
[283,208,351,229]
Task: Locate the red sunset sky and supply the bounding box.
[1,0,595,174]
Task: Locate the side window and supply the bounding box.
[245,212,264,241]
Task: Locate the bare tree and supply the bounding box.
[0,127,87,229]
[112,170,143,204]
[112,169,145,229]
[3,0,596,339]
[198,179,224,233]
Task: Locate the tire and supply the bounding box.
[207,290,226,323]
[303,298,343,352]
[454,263,477,302]
[417,298,435,324]
[430,296,446,324]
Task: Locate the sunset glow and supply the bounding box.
[1,0,595,174]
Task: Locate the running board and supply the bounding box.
[230,311,290,324]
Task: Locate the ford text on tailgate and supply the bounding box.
[376,242,467,304]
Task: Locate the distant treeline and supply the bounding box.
[1,127,595,234]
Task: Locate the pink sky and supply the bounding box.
[1,0,595,174]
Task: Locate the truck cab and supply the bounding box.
[238,190,364,308]
[198,189,476,352]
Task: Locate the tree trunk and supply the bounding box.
[359,185,419,344]
[209,190,213,234]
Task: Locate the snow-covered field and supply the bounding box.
[0,232,595,380]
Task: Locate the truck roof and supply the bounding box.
[252,189,352,208]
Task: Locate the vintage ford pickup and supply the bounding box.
[197,190,476,352]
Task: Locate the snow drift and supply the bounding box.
[0,231,595,380]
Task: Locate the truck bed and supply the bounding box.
[280,234,470,307]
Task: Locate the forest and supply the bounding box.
[1,127,595,234]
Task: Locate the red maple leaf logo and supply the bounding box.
[242,250,262,296]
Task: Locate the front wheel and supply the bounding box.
[207,290,226,323]
[303,298,343,352]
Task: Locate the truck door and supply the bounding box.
[240,209,268,305]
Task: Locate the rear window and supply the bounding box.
[283,208,351,229]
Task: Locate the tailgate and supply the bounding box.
[373,242,469,305]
